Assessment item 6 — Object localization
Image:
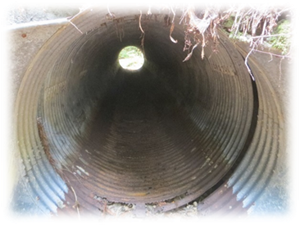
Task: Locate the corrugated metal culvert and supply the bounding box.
[11,6,287,217]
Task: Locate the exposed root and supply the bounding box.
[71,186,81,219]
[244,40,258,81]
[171,8,176,25]
[147,6,152,15]
[252,33,292,40]
[105,205,119,216]
[102,201,107,222]
[68,5,290,66]
[179,8,189,25]
[183,43,199,62]
[177,5,290,62]
[106,5,115,20]
[102,203,115,216]
[253,49,291,59]
[169,7,178,43]
[139,11,145,53]
[170,23,178,43]
[139,10,145,34]
[68,20,83,34]
[201,33,205,59]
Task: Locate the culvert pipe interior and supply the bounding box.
[13,7,285,216]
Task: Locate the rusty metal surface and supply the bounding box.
[197,185,248,217]
[11,6,286,217]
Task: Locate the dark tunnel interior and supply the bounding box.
[13,7,286,216]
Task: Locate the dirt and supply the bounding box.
[96,202,199,222]
[6,6,79,25]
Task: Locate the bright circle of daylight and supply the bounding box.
[118,46,144,71]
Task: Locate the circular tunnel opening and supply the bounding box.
[118,46,144,71]
[14,7,285,216]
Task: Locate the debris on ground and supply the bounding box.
[94,196,199,223]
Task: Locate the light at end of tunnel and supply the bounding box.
[118,46,144,71]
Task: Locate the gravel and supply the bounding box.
[6,6,79,25]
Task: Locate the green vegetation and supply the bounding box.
[222,15,291,55]
[118,46,142,59]
[268,20,291,54]
[118,46,144,70]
